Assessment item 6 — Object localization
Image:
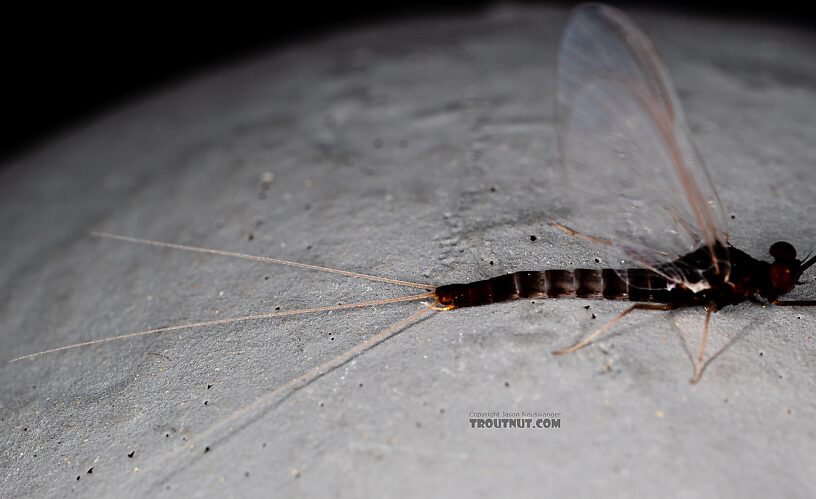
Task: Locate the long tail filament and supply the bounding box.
[91,232,434,290]
[9,292,435,363]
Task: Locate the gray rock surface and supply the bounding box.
[1,5,815,498]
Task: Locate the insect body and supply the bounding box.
[438,3,816,382]
[11,5,815,387]
[435,237,815,382]
[435,241,814,310]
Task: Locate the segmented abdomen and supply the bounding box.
[434,269,672,308]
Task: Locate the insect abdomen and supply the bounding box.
[434,269,672,308]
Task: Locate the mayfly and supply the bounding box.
[10,4,815,389]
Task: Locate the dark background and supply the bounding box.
[2,1,813,163]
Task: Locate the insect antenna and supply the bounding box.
[800,253,816,273]
[8,292,435,363]
[90,232,433,290]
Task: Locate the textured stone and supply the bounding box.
[1,5,815,498]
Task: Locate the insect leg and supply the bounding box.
[770,299,816,306]
[800,254,816,273]
[548,222,613,246]
[667,208,702,246]
[553,302,674,355]
[690,306,716,384]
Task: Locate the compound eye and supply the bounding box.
[769,241,796,261]
[770,263,796,293]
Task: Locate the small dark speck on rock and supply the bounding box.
[594,258,601,263]
[759,351,764,357]
[207,384,212,389]
[730,214,736,219]
[248,233,254,241]
[489,261,494,265]
[504,382,510,387]
[23,427,27,432]
[275,306,280,311]
[306,245,312,250]
[77,476,80,481]
[592,314,596,319]
[128,451,135,458]
[245,471,250,477]
[204,400,208,406]
[530,235,537,241]
[262,442,267,448]
[264,276,269,280]
[359,383,363,388]
[87,467,93,474]
[584,305,590,310]
[204,446,211,453]
[490,186,497,192]
[304,203,311,211]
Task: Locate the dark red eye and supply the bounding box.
[770,263,795,293]
[769,241,796,260]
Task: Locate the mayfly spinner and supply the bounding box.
[12,4,815,386]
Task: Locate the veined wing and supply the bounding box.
[554,4,729,286]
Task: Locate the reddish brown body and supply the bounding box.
[434,242,812,311]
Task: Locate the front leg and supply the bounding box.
[690,304,718,384]
[771,299,816,306]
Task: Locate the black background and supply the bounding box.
[2,1,813,163]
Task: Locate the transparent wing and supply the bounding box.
[554,4,728,286]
